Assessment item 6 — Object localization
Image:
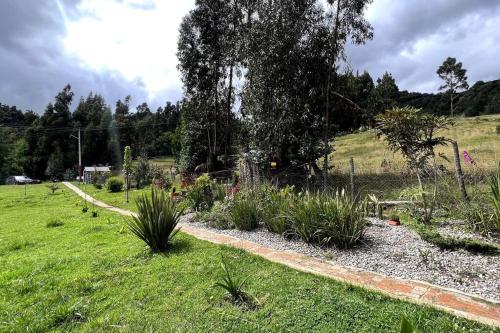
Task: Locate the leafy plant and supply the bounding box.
[127,188,184,252]
[213,255,253,307]
[259,185,292,235]
[367,194,383,219]
[491,163,500,231]
[47,184,59,195]
[287,191,367,248]
[198,201,234,230]
[106,177,124,193]
[46,219,64,228]
[315,191,368,249]
[187,183,213,211]
[231,192,260,231]
[400,316,419,333]
[388,214,400,222]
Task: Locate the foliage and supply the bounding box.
[259,185,292,234]
[388,214,400,222]
[437,57,469,116]
[150,164,172,191]
[459,202,498,235]
[287,191,367,248]
[198,201,234,230]
[491,163,500,231]
[187,182,214,212]
[133,149,150,189]
[231,191,260,231]
[127,188,184,252]
[46,219,64,228]
[213,255,253,307]
[400,316,419,333]
[47,184,59,194]
[416,227,498,254]
[106,177,124,193]
[123,145,133,202]
[375,107,453,172]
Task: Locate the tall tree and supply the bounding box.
[177,0,241,172]
[322,0,374,186]
[437,57,469,117]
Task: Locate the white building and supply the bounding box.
[83,166,111,184]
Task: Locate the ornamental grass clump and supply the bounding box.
[287,190,367,248]
[317,191,368,249]
[128,188,184,252]
[259,185,293,235]
[231,191,260,231]
[213,255,254,308]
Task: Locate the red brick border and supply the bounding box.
[63,182,500,328]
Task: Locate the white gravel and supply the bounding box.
[182,214,500,302]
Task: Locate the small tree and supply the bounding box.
[123,146,133,203]
[134,149,150,189]
[376,107,453,224]
[437,57,469,117]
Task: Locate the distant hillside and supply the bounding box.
[398,79,500,117]
[332,114,500,173]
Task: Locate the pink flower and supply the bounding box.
[463,150,476,165]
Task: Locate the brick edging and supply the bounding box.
[62,182,500,328]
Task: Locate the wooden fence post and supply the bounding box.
[452,141,468,202]
[349,157,356,199]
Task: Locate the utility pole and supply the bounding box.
[71,128,82,182]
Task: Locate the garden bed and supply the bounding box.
[187,215,500,302]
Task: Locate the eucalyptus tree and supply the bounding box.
[177,0,242,171]
[322,0,374,185]
[437,57,469,117]
[240,0,330,173]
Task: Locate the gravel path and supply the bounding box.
[183,215,500,302]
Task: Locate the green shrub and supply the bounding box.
[315,191,367,248]
[459,202,496,234]
[288,191,367,248]
[187,183,213,211]
[198,201,234,230]
[46,219,64,228]
[231,192,260,231]
[491,164,500,231]
[287,194,322,243]
[417,228,498,254]
[127,188,185,252]
[259,185,292,234]
[106,177,124,193]
[400,316,419,333]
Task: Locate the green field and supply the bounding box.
[331,114,500,173]
[0,184,494,332]
[73,182,149,212]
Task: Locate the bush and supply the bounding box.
[213,255,254,308]
[47,219,64,228]
[231,192,260,231]
[491,164,500,231]
[287,194,322,243]
[259,185,292,235]
[315,191,367,248]
[127,188,185,252]
[187,183,213,211]
[198,201,233,230]
[106,177,124,193]
[288,191,367,248]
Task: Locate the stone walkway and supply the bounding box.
[63,182,500,328]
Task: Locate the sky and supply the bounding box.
[0,0,499,113]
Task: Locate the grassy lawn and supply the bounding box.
[0,184,495,332]
[72,182,148,212]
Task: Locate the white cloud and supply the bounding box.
[63,0,195,102]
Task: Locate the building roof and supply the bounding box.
[84,166,111,172]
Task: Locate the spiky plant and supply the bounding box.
[213,256,251,305]
[128,188,184,252]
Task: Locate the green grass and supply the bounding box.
[0,184,496,332]
[331,114,500,173]
[73,182,149,212]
